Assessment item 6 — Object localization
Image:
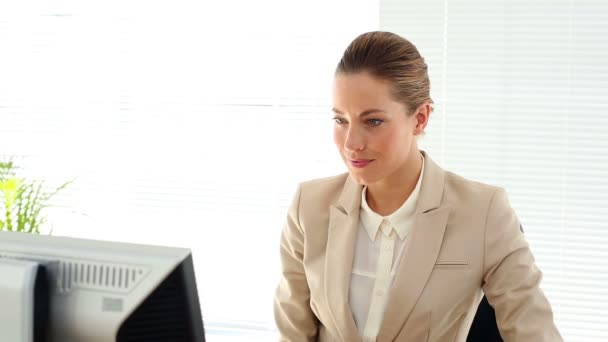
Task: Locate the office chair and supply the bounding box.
[467,296,502,342]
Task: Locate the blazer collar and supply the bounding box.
[325,151,449,341]
[415,150,445,214]
[335,172,362,216]
[325,174,362,341]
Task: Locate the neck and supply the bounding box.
[366,150,423,216]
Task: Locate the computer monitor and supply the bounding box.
[0,231,206,342]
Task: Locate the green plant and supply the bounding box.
[0,159,71,234]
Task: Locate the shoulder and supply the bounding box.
[288,173,352,225]
[298,172,349,203]
[439,170,519,237]
[283,173,352,236]
[442,170,504,208]
[422,152,505,209]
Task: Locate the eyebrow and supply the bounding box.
[331,108,386,117]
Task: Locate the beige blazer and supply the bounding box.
[274,152,563,342]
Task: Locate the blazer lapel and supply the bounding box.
[377,152,450,341]
[325,175,362,341]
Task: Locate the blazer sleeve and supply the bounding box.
[482,188,563,341]
[274,185,319,341]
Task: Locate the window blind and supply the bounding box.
[381,0,608,340]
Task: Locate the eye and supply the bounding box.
[333,117,347,125]
[367,119,384,127]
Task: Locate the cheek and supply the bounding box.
[373,130,399,151]
[374,129,412,155]
[333,127,344,148]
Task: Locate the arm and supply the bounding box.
[274,185,319,341]
[482,188,563,341]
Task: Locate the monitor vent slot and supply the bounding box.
[0,253,148,294]
[57,261,146,293]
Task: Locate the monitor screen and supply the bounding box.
[0,231,206,342]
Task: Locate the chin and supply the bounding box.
[348,169,381,186]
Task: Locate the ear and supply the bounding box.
[413,102,431,135]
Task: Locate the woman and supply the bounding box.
[274,31,563,342]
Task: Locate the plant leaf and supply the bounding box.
[0,159,72,235]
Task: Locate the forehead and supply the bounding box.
[332,72,397,109]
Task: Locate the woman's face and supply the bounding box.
[332,72,427,186]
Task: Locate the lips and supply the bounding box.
[349,159,374,168]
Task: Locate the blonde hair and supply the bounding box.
[336,31,433,114]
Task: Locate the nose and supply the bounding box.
[344,126,365,152]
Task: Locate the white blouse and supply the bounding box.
[348,158,425,341]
